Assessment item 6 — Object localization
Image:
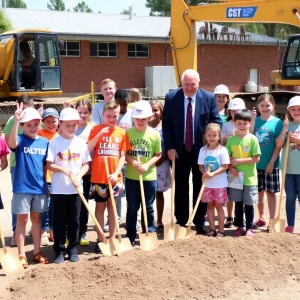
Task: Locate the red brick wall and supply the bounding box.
[61,41,280,94]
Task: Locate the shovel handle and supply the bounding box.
[0,214,7,254]
[70,175,108,243]
[277,133,290,219]
[137,156,149,233]
[104,157,122,241]
[171,160,175,224]
[187,164,212,226]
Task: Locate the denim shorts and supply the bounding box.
[228,186,258,206]
[11,193,47,214]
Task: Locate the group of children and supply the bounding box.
[1,78,300,269]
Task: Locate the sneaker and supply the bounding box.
[79,233,89,246]
[41,232,50,246]
[54,253,65,264]
[103,222,109,233]
[224,217,233,228]
[245,229,254,237]
[253,218,266,229]
[232,227,244,237]
[95,242,103,254]
[136,221,142,231]
[69,253,80,263]
[285,226,294,233]
[10,234,17,247]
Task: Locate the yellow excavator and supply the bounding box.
[170,0,300,116]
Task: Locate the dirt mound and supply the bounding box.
[7,234,300,300]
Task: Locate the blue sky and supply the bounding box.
[23,0,150,15]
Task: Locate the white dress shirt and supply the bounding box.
[184,93,196,144]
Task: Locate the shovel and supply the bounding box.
[269,133,290,233]
[137,156,159,251]
[164,160,180,242]
[176,165,212,240]
[70,175,115,256]
[104,157,132,255]
[0,214,23,274]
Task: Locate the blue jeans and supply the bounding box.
[285,174,300,226]
[40,184,52,231]
[10,167,17,233]
[125,178,156,243]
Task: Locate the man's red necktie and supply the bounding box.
[185,97,193,152]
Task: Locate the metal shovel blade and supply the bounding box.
[139,232,159,251]
[164,223,180,242]
[176,226,187,240]
[0,249,23,275]
[269,218,286,233]
[112,236,133,255]
[99,239,115,256]
[185,226,197,239]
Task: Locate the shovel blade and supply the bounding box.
[164,223,181,242]
[139,232,159,251]
[99,240,115,256]
[176,226,187,240]
[185,226,197,239]
[269,218,286,233]
[0,250,23,275]
[112,237,133,255]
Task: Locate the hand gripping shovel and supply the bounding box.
[104,157,132,255]
[176,165,212,240]
[164,160,180,242]
[269,133,290,233]
[137,156,159,251]
[0,214,23,274]
[70,175,115,256]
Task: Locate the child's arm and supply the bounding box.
[230,155,260,167]
[126,153,140,169]
[276,117,289,148]
[8,103,24,149]
[73,163,89,187]
[249,107,257,134]
[0,156,8,172]
[87,127,109,153]
[199,164,205,174]
[203,164,228,180]
[47,161,73,176]
[265,147,281,174]
[155,152,168,167]
[107,151,125,183]
[228,165,239,177]
[138,153,161,174]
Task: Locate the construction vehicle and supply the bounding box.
[170,0,300,117]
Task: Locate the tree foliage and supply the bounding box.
[73,1,93,13]
[47,0,65,11]
[6,0,27,8]
[120,9,129,15]
[0,11,11,33]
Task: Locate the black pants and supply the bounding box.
[79,174,91,236]
[174,145,207,227]
[52,194,81,255]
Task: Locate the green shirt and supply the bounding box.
[3,116,23,167]
[226,133,261,186]
[125,126,161,181]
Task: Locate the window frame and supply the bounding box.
[127,43,150,58]
[89,42,118,58]
[60,41,80,57]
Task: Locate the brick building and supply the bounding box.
[4,8,281,95]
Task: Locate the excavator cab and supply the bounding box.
[281,34,300,80]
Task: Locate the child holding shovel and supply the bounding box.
[125,100,161,245]
[87,101,126,254]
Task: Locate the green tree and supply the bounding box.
[120,9,129,15]
[47,0,65,11]
[73,1,93,13]
[6,0,27,8]
[0,11,11,33]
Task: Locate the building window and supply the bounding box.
[128,43,149,58]
[60,41,80,57]
[90,42,117,57]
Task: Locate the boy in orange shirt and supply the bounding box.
[87,101,126,254]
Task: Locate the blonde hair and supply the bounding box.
[257,93,275,116]
[103,101,120,112]
[203,123,221,147]
[129,88,142,103]
[100,78,116,90]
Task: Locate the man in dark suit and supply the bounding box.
[162,69,222,234]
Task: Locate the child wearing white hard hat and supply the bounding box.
[125,100,162,245]
[214,84,230,124]
[276,95,300,233]
[46,107,91,263]
[7,104,49,268]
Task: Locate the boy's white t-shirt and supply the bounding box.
[221,120,236,138]
[47,135,91,194]
[197,145,230,188]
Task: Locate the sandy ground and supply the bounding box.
[1,165,300,299]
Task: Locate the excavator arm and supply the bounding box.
[171,0,300,86]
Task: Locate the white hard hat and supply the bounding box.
[20,107,42,123]
[132,100,153,118]
[288,96,300,108]
[59,108,81,121]
[228,98,246,110]
[214,84,229,96]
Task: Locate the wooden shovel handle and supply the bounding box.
[70,175,108,243]
[103,157,122,241]
[171,160,175,224]
[277,133,290,219]
[187,164,212,226]
[0,214,7,254]
[137,156,149,233]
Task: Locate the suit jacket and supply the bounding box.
[162,88,222,159]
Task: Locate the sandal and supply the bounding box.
[19,256,28,269]
[33,252,49,264]
[216,231,225,238]
[156,224,164,233]
[207,229,216,237]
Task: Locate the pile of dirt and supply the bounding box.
[7,234,300,299]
